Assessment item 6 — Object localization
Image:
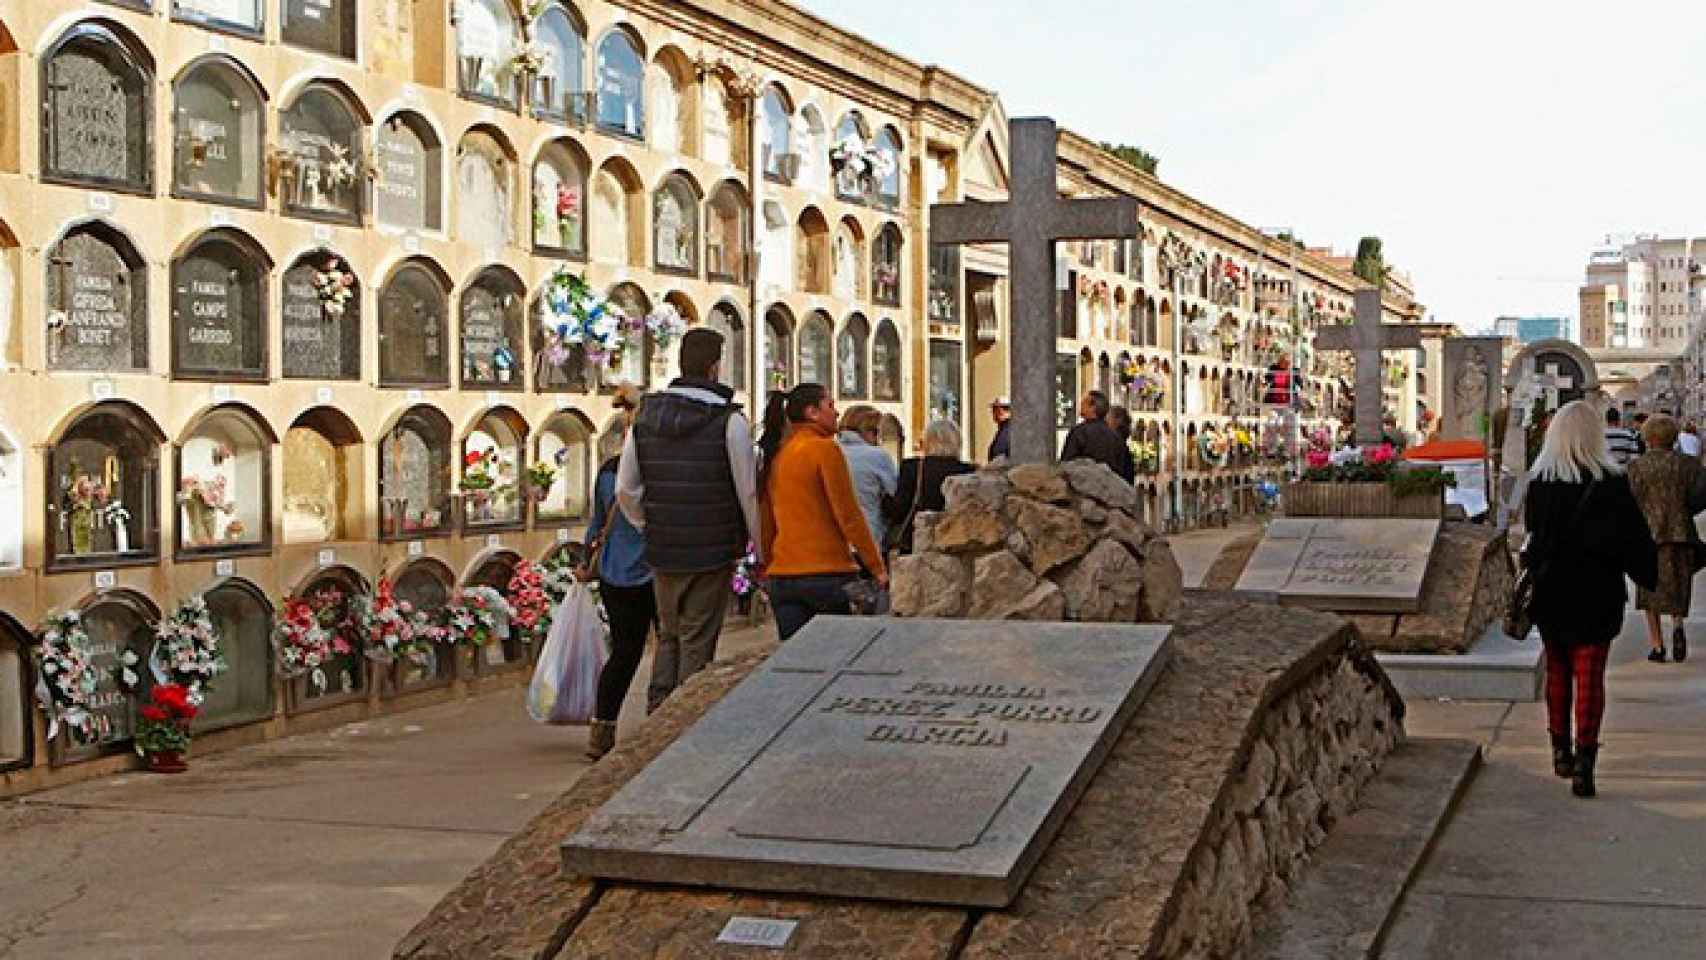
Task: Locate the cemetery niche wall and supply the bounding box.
[46,221,149,373]
[170,228,270,381]
[461,406,527,530]
[381,405,453,539]
[175,404,274,557]
[457,127,516,251]
[283,406,361,544]
[41,20,154,194]
[171,56,266,208]
[47,401,164,570]
[288,565,367,710]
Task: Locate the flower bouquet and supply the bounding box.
[275,589,352,694]
[525,461,557,502]
[34,611,102,744]
[645,304,687,352]
[313,259,356,318]
[507,560,553,650]
[61,467,110,554]
[555,184,580,248]
[460,449,497,498]
[324,143,358,191]
[538,267,624,371]
[1198,428,1230,468]
[443,586,514,648]
[350,577,427,666]
[136,683,197,773]
[178,474,234,546]
[1130,439,1160,475]
[148,595,227,706]
[510,42,548,76]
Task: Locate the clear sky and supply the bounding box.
[795,0,1706,333]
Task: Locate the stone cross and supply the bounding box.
[930,118,1139,464]
[1313,288,1422,445]
[1532,362,1574,409]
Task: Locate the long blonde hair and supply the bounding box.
[1529,399,1619,483]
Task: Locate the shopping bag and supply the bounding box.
[526,582,609,726]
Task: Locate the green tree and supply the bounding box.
[1352,236,1388,290]
[1100,142,1160,177]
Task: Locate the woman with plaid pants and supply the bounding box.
[1525,401,1658,798]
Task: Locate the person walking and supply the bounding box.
[884,419,976,555]
[1105,405,1137,483]
[1604,407,1640,467]
[1525,400,1657,798]
[757,384,887,641]
[617,328,760,713]
[1060,390,1127,477]
[1680,421,1703,459]
[1627,414,1706,664]
[987,397,1013,462]
[836,404,897,552]
[582,389,652,760]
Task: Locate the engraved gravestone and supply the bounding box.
[381,266,447,384]
[173,240,261,377]
[47,229,146,371]
[1235,518,1440,613]
[460,282,515,387]
[282,260,357,379]
[59,603,142,761]
[283,0,350,56]
[45,42,148,187]
[174,68,255,200]
[563,616,1171,907]
[376,118,436,231]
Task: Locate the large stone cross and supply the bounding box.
[1314,288,1421,445]
[930,118,1139,464]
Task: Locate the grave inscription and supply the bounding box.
[47,232,143,371]
[1235,518,1440,613]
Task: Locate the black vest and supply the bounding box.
[632,379,747,572]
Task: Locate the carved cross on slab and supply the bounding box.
[931,118,1140,464]
[1313,288,1422,445]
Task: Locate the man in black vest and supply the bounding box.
[617,329,760,712]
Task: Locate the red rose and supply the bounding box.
[140,705,168,723]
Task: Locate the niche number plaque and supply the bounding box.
[717,917,797,949]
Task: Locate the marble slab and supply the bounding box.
[1236,518,1441,613]
[561,615,1171,908]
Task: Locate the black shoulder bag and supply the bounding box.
[1505,482,1595,641]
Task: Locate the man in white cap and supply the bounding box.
[987,396,1013,463]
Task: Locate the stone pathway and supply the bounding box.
[0,624,774,960]
[1391,582,1706,958]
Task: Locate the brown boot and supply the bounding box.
[586,720,616,761]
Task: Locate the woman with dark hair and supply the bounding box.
[582,385,652,760]
[758,384,887,641]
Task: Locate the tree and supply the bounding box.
[1352,236,1388,291]
[1100,142,1160,177]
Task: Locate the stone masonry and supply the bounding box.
[890,460,1184,624]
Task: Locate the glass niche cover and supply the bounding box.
[177,409,269,554]
[50,405,160,566]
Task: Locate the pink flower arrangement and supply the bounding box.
[1365,443,1396,466]
[1305,449,1331,470]
[556,184,579,219]
[507,561,553,645]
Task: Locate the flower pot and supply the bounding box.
[146,750,188,774]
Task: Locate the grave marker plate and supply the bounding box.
[47,231,143,372]
[1235,518,1440,613]
[562,616,1171,907]
[282,262,348,379]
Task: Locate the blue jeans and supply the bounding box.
[768,574,856,641]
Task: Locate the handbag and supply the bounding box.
[1505,482,1596,641]
[575,494,623,584]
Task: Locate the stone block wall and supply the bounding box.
[890,461,1183,623]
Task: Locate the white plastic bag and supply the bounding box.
[527,583,608,725]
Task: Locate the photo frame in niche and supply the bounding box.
[0,616,33,770]
[764,304,794,392]
[47,401,164,570]
[41,21,155,193]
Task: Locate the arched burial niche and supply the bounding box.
[279,81,367,225]
[595,27,646,139]
[590,157,644,267]
[0,425,20,570]
[874,125,904,207]
[796,104,830,192]
[284,0,358,60]
[173,0,262,34]
[704,300,747,392]
[375,111,444,233]
[534,408,593,525]
[831,110,872,201]
[175,403,275,557]
[532,285,591,393]
[705,180,750,284]
[50,590,158,763]
[171,55,266,206]
[47,401,164,570]
[838,312,870,400]
[286,565,367,710]
[797,310,833,387]
[378,257,451,387]
[460,266,525,390]
[646,46,697,156]
[281,251,360,380]
[530,2,588,123]
[758,86,794,183]
[379,404,453,539]
[832,217,864,302]
[41,20,154,193]
[872,222,903,307]
[764,304,794,391]
[532,138,588,258]
[757,200,791,293]
[170,227,271,382]
[605,282,652,389]
[0,614,31,771]
[457,126,517,250]
[795,207,830,295]
[461,406,527,530]
[701,72,743,169]
[45,220,148,373]
[464,551,527,669]
[879,413,905,462]
[195,578,275,732]
[456,0,522,108]
[872,318,902,402]
[393,559,455,692]
[284,406,362,544]
[653,171,701,275]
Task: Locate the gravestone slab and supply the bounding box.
[1235,518,1440,613]
[561,616,1171,908]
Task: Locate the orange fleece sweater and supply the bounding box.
[760,422,887,580]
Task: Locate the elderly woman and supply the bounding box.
[1525,400,1657,798]
[1628,413,1706,663]
[836,405,897,553]
[883,419,976,555]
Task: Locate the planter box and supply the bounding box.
[1282,481,1443,519]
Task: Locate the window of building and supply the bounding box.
[45,221,149,373]
[170,228,270,381]
[457,127,516,251]
[283,0,357,58]
[460,266,525,390]
[798,310,833,386]
[283,406,361,544]
[279,82,366,225]
[288,566,366,709]
[705,301,747,391]
[765,305,794,391]
[595,28,646,138]
[533,139,588,258]
[48,401,163,570]
[171,56,265,206]
[534,410,593,523]
[872,319,902,402]
[872,223,903,307]
[52,591,157,762]
[461,406,527,530]
[42,22,155,193]
[378,258,451,387]
[838,313,869,399]
[653,172,701,275]
[375,112,444,233]
[605,282,652,388]
[394,560,455,691]
[530,3,588,123]
[380,405,453,539]
[457,0,521,108]
[197,578,275,731]
[176,404,273,557]
[281,251,360,380]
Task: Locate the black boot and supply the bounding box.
[1572,744,1598,798]
[1674,625,1688,663]
[1550,734,1575,778]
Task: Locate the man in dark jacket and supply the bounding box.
[987,396,1012,463]
[617,329,760,712]
[1059,390,1128,478]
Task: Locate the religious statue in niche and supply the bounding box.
[281,134,360,214]
[655,192,691,270]
[1453,347,1490,439]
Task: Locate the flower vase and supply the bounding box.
[113,522,129,554]
[185,500,216,546]
[70,508,94,554]
[146,750,188,774]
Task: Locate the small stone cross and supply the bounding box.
[1531,362,1575,409]
[930,118,1139,464]
[1313,288,1422,445]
